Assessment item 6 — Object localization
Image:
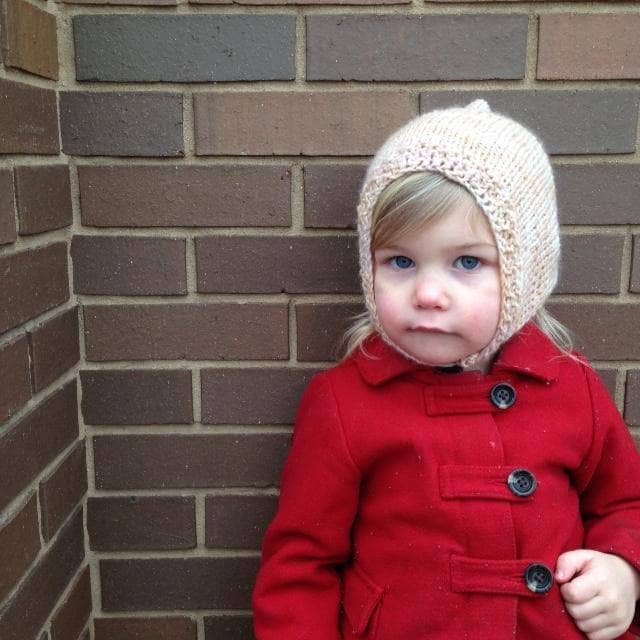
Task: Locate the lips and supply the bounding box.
[410,326,447,334]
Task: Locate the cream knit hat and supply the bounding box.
[357,99,560,369]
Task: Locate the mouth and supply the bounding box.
[409,326,448,334]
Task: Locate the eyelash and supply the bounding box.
[388,255,482,271]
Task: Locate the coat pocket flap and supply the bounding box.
[342,564,384,636]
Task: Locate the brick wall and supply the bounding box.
[1,1,639,640]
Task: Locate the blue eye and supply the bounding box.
[456,256,480,271]
[391,256,414,269]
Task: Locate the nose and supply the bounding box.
[413,273,449,310]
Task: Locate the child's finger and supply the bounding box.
[564,595,606,622]
[556,549,597,583]
[560,572,600,604]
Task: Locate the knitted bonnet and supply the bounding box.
[357,99,560,369]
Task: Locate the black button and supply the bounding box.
[508,469,537,498]
[524,563,553,594]
[490,383,516,409]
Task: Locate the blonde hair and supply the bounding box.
[342,171,573,360]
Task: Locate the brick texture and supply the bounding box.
[88,496,196,551]
[71,236,187,296]
[0,243,69,334]
[196,236,359,293]
[632,236,640,293]
[204,616,254,640]
[595,368,618,402]
[307,15,527,81]
[14,166,73,235]
[100,557,259,610]
[200,368,317,424]
[50,566,91,640]
[83,304,288,361]
[93,434,290,489]
[538,14,640,80]
[626,372,640,427]
[194,91,415,155]
[78,165,291,227]
[59,0,175,5]
[0,335,32,422]
[1,0,58,79]
[94,618,197,640]
[0,168,17,245]
[0,79,59,154]
[420,90,639,154]
[74,15,295,82]
[0,381,78,512]
[60,92,183,157]
[81,369,193,425]
[39,441,87,541]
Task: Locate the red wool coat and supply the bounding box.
[252,325,640,639]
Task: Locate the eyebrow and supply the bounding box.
[376,242,497,252]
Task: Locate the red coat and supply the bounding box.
[253,324,640,639]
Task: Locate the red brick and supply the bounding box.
[194,91,415,156]
[304,164,364,229]
[0,495,40,604]
[204,616,254,640]
[81,370,193,425]
[196,236,359,294]
[626,371,640,427]
[71,236,187,296]
[0,243,70,333]
[0,79,59,154]
[78,165,291,228]
[39,441,87,541]
[1,0,58,79]
[100,557,259,610]
[296,303,364,362]
[83,304,288,362]
[88,496,196,551]
[205,495,277,549]
[50,567,91,640]
[0,168,17,245]
[0,335,31,422]
[0,381,78,512]
[632,236,640,293]
[94,618,196,640]
[0,509,84,640]
[15,166,72,235]
[28,307,80,392]
[538,14,640,80]
[201,368,317,424]
[93,434,290,489]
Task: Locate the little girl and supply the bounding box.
[252,100,640,639]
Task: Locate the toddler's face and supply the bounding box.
[373,201,501,370]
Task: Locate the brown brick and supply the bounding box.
[0,243,69,334]
[632,236,640,293]
[94,618,196,640]
[39,441,87,541]
[50,566,91,640]
[626,371,640,427]
[420,91,639,155]
[93,434,290,489]
[15,166,72,235]
[296,303,364,362]
[594,368,618,402]
[28,307,80,393]
[81,369,193,425]
[194,91,415,156]
[83,304,288,362]
[0,509,84,640]
[100,557,259,610]
[58,0,175,5]
[0,168,17,245]
[60,92,183,157]
[538,14,640,80]
[304,164,364,229]
[88,496,196,551]
[0,79,59,154]
[556,234,623,294]
[0,495,40,604]
[0,381,78,512]
[0,335,31,422]
[308,15,527,81]
[555,164,640,225]
[194,0,407,5]
[204,617,254,640]
[71,236,187,296]
[201,368,316,424]
[78,165,291,228]
[196,236,358,294]
[205,495,277,549]
[1,0,58,79]
[548,303,640,361]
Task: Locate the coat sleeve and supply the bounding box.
[252,372,362,640]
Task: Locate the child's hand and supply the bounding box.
[555,549,640,640]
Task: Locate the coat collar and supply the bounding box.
[354,323,562,387]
